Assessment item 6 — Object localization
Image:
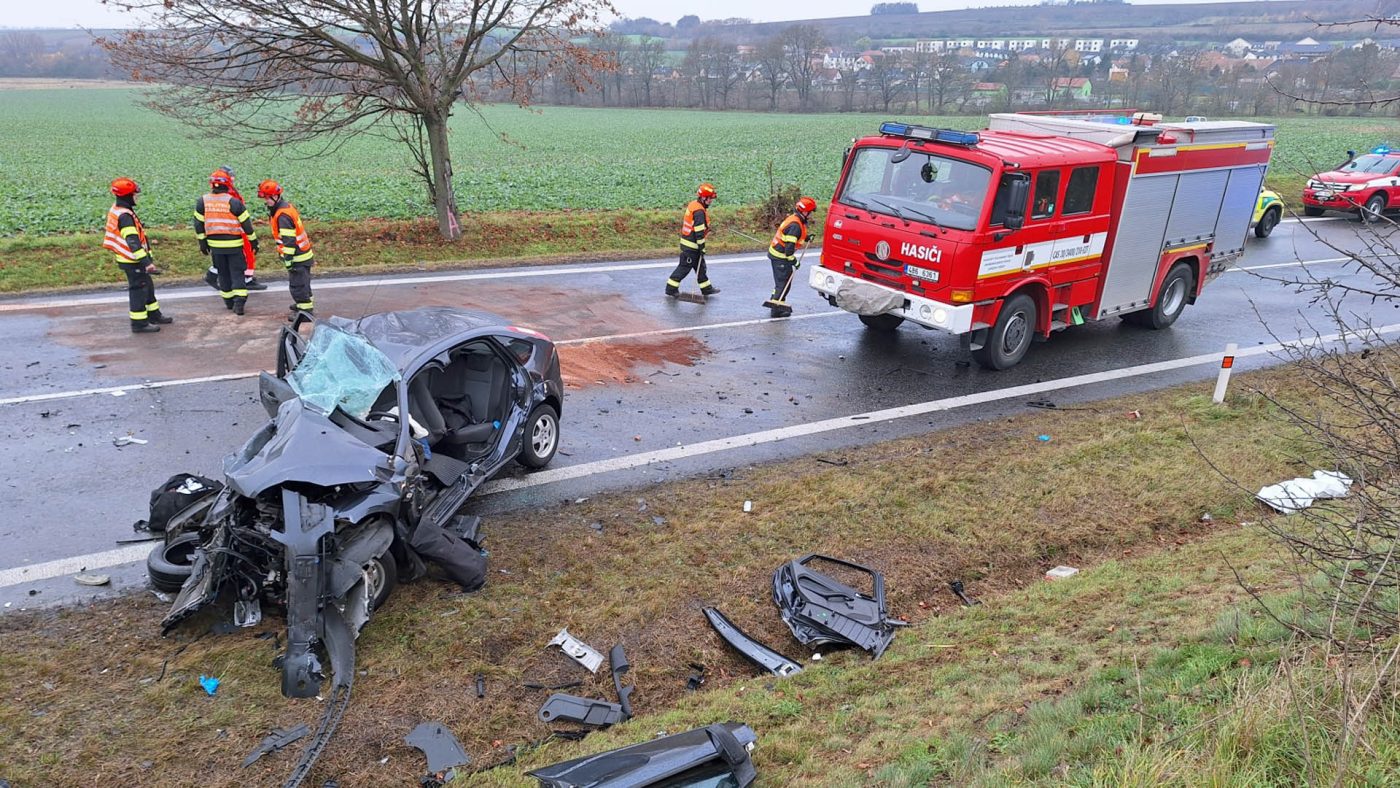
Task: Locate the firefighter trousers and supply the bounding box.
[212,250,249,308]
[118,262,160,325]
[666,248,716,294]
[287,262,314,310]
[768,254,796,309]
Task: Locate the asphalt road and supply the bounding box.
[0,215,1388,609]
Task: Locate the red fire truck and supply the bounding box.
[809,112,1275,369]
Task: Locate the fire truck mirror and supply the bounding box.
[891,142,914,165]
[920,162,938,183]
[1003,175,1031,231]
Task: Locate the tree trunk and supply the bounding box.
[424,111,461,241]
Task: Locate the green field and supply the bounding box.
[0,87,1389,235]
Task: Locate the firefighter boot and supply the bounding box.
[130,320,160,334]
[700,285,721,296]
[232,297,247,316]
[244,276,268,291]
[148,310,173,325]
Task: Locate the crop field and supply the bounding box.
[0,86,1387,235]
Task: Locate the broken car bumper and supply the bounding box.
[809,265,974,334]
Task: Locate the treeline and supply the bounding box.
[0,31,116,79]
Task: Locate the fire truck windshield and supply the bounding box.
[839,147,992,231]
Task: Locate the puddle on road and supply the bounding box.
[43,282,709,389]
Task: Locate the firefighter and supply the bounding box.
[195,171,259,315]
[666,183,720,298]
[764,197,817,318]
[257,179,316,318]
[200,166,267,291]
[104,178,172,333]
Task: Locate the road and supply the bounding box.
[0,216,1385,609]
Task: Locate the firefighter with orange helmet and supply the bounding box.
[195,170,259,315]
[257,179,316,318]
[764,196,817,318]
[104,178,172,333]
[666,182,720,299]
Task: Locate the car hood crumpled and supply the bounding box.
[224,397,390,498]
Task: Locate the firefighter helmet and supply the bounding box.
[795,196,817,214]
[697,182,717,199]
[256,179,282,199]
[209,170,232,189]
[110,178,140,198]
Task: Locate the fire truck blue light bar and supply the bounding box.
[879,122,980,146]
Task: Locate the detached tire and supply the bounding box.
[147,532,202,593]
[859,313,905,332]
[972,293,1037,370]
[517,403,560,469]
[1254,206,1281,238]
[1128,262,1193,330]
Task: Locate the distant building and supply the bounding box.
[1224,38,1251,56]
[1051,76,1093,100]
[1074,38,1104,53]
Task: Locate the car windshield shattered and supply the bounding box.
[288,324,400,419]
[839,147,992,231]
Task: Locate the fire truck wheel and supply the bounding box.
[1129,263,1193,330]
[859,313,905,332]
[972,292,1037,370]
[1303,206,1325,217]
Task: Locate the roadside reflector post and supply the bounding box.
[1212,342,1238,404]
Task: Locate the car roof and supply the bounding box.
[334,307,511,372]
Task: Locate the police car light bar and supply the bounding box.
[879,122,980,146]
[1373,144,1394,155]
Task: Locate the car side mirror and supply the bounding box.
[1003,175,1030,231]
[891,142,913,164]
[842,146,852,168]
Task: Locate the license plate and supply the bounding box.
[905,264,939,282]
[1314,189,1333,199]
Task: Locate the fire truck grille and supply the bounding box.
[862,254,907,286]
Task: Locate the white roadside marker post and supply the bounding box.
[1212,343,1238,404]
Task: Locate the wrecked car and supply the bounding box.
[149,308,564,699]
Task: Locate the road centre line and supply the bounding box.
[478,321,1400,496]
[0,253,774,313]
[5,319,1397,589]
[0,254,1362,407]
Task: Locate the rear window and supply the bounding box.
[1063,167,1099,215]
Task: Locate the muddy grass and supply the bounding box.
[0,363,1326,785]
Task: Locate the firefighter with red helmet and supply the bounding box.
[257,179,316,318]
[199,166,267,292]
[666,182,720,299]
[104,178,172,333]
[195,170,259,315]
[765,196,817,318]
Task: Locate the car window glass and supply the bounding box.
[1063,167,1098,215]
[1032,170,1060,219]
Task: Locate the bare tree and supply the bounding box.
[781,24,825,111]
[1039,41,1074,107]
[626,37,666,107]
[867,52,906,112]
[755,35,787,110]
[926,50,968,113]
[101,0,610,240]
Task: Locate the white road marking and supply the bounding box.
[7,320,1397,589]
[556,310,842,346]
[479,321,1400,496]
[0,253,775,313]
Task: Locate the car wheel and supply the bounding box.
[1254,206,1281,238]
[1362,194,1387,223]
[364,553,398,611]
[859,313,905,332]
[517,403,560,469]
[1303,206,1325,217]
[1131,263,1193,330]
[147,532,202,593]
[972,293,1037,370]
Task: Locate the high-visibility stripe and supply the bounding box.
[207,238,245,248]
[296,300,314,309]
[147,300,160,311]
[200,194,244,236]
[680,239,701,250]
[129,311,147,320]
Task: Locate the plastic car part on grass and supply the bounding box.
[404,722,471,782]
[527,722,758,788]
[702,607,803,677]
[771,554,906,659]
[537,645,635,728]
[548,628,605,673]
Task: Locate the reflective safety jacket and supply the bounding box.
[269,200,314,264]
[768,213,808,262]
[680,200,709,251]
[194,192,256,249]
[103,203,150,264]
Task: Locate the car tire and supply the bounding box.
[364,553,398,611]
[147,532,202,593]
[517,403,560,469]
[1362,194,1387,223]
[859,313,904,332]
[972,293,1037,370]
[1254,206,1281,238]
[1303,206,1325,217]
[1131,262,1193,330]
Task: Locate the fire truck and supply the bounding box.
[808,112,1275,369]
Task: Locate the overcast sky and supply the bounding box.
[4,0,1266,29]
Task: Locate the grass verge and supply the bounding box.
[0,362,1372,786]
[0,207,787,295]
